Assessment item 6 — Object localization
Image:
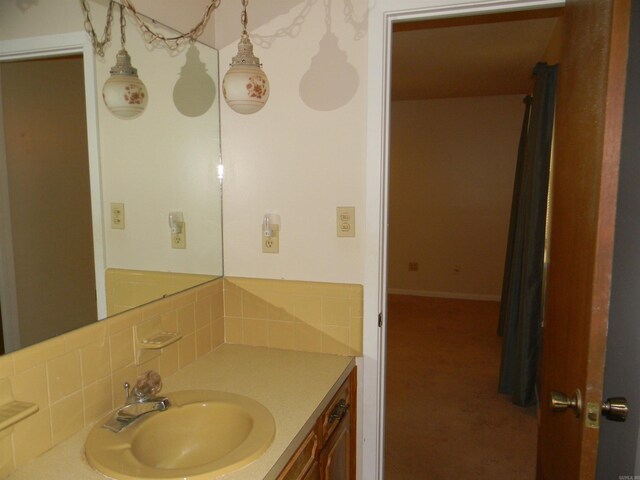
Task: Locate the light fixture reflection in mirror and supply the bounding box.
[103,4,149,119]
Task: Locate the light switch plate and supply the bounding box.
[337,206,355,237]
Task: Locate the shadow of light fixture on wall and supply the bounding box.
[299,0,359,111]
[173,44,216,117]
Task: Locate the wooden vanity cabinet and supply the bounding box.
[277,368,356,480]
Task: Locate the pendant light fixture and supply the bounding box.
[222,0,269,114]
[102,4,148,119]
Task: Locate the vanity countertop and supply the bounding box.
[7,344,355,480]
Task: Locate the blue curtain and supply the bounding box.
[498,63,558,407]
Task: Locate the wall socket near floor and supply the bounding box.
[408,262,419,272]
[111,202,125,229]
[171,224,186,249]
[262,225,279,253]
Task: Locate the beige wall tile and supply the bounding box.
[63,321,107,352]
[243,318,269,347]
[212,291,224,320]
[81,341,111,386]
[47,351,82,403]
[109,328,135,371]
[322,326,351,356]
[294,295,322,325]
[159,342,180,378]
[140,296,172,320]
[322,297,351,327]
[171,289,197,309]
[177,304,196,335]
[83,377,113,425]
[224,288,242,317]
[0,434,15,477]
[107,309,143,336]
[349,316,363,355]
[179,333,196,368]
[196,325,212,358]
[243,294,269,320]
[211,318,224,349]
[160,310,178,333]
[224,317,243,344]
[268,321,295,350]
[0,355,14,378]
[51,392,84,444]
[195,298,211,330]
[13,407,52,467]
[294,323,323,353]
[11,364,48,409]
[12,337,65,374]
[267,293,295,321]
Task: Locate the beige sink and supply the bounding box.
[85,390,276,480]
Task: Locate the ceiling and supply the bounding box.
[391,10,563,101]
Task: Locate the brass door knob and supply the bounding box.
[550,389,582,418]
[602,397,628,422]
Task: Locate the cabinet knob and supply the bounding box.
[329,399,349,424]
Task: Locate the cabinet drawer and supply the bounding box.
[320,376,351,444]
[277,427,319,480]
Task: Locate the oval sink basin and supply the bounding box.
[85,390,275,480]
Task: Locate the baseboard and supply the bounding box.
[387,288,501,302]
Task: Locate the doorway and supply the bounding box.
[381,8,562,479]
[0,54,97,351]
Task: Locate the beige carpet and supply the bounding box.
[384,295,537,479]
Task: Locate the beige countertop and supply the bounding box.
[8,344,354,480]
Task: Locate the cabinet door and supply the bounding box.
[303,461,321,480]
[320,411,350,480]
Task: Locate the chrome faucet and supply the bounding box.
[103,370,171,433]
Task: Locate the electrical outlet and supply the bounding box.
[262,226,279,253]
[171,224,186,249]
[111,202,125,229]
[337,206,356,237]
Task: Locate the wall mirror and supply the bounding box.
[0,3,223,355]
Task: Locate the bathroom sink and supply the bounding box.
[85,390,276,480]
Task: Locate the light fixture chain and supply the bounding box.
[119,4,127,50]
[80,0,116,57]
[121,0,220,50]
[241,0,249,33]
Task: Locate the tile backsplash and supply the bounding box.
[0,276,363,478]
[0,278,224,477]
[223,277,363,356]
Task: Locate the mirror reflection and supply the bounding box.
[0,5,223,355]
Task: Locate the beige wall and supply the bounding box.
[387,95,523,300]
[1,57,97,347]
[216,0,368,285]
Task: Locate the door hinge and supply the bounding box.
[378,313,382,327]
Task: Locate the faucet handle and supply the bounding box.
[134,370,163,398]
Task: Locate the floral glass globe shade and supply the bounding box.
[103,49,148,119]
[223,33,269,115]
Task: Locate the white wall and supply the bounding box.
[216,0,369,284]
[388,95,523,299]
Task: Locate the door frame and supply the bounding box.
[0,32,108,343]
[362,1,564,478]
